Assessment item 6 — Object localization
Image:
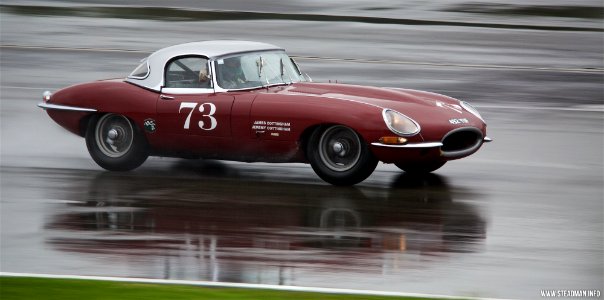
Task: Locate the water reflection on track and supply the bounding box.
[44,161,485,284]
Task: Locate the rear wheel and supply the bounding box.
[307,125,378,186]
[85,113,149,171]
[395,161,446,174]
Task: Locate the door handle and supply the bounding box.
[160,95,175,100]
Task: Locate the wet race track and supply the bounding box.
[1,1,603,299]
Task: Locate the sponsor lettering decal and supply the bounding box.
[252,120,291,132]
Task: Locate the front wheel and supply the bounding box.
[395,161,446,174]
[307,125,378,186]
[85,113,149,171]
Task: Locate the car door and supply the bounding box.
[156,56,234,155]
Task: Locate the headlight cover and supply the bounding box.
[382,109,420,136]
[460,101,485,123]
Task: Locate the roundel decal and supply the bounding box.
[144,119,156,133]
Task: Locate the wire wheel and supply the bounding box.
[318,125,362,172]
[86,113,148,171]
[94,114,134,158]
[307,125,378,186]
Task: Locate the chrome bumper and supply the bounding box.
[37,102,97,112]
[371,142,443,148]
[371,136,492,148]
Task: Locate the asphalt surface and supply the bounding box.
[1,1,603,299]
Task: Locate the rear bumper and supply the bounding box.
[38,102,97,112]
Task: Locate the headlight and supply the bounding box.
[460,101,485,123]
[382,109,420,136]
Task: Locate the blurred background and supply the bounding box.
[1,1,603,299]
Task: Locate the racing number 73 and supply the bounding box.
[179,102,217,130]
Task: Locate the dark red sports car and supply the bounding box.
[38,40,490,185]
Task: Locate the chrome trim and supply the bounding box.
[381,109,421,136]
[127,60,150,80]
[160,94,175,100]
[210,59,227,93]
[371,142,443,148]
[238,82,291,91]
[440,127,484,158]
[160,88,214,95]
[483,136,493,142]
[37,102,97,112]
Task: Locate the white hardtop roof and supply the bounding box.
[126,40,284,91]
[151,40,283,60]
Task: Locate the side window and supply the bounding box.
[216,56,248,89]
[129,60,149,79]
[165,56,211,89]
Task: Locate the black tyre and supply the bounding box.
[307,125,378,186]
[395,161,446,174]
[85,113,149,171]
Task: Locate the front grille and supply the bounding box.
[441,128,483,158]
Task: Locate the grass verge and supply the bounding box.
[0,276,442,300]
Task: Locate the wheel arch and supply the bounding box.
[78,113,97,137]
[303,123,379,185]
[81,112,148,145]
[298,122,375,162]
[299,124,328,161]
[84,112,150,171]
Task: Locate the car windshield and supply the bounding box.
[215,51,305,90]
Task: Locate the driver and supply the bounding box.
[220,57,246,88]
[198,62,210,88]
